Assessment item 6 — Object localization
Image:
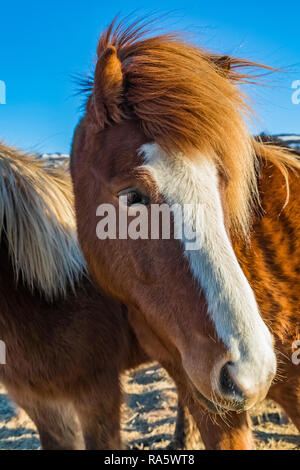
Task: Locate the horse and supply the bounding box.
[0,142,151,449]
[70,18,300,449]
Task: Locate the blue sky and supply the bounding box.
[0,1,299,154]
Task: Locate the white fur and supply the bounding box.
[140,143,276,395]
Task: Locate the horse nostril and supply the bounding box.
[219,362,245,401]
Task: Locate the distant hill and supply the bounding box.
[272,134,300,150]
[37,152,69,168]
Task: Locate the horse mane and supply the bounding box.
[0,142,86,300]
[253,137,300,208]
[86,17,300,237]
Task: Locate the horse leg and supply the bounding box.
[74,385,122,450]
[12,396,84,449]
[168,399,202,449]
[268,378,300,432]
[168,399,186,449]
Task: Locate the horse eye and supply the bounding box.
[118,189,149,206]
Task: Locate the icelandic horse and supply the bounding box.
[70,18,300,449]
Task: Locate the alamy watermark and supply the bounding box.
[96,197,205,251]
[292,80,300,105]
[0,340,6,364]
[0,80,6,104]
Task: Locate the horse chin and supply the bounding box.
[188,381,224,414]
[189,381,245,415]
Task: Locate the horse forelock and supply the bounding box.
[86,18,265,238]
[81,17,300,238]
[0,143,86,300]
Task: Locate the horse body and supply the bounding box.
[0,247,139,397]
[234,156,300,433]
[236,159,300,350]
[183,154,300,449]
[70,18,300,449]
[0,144,146,449]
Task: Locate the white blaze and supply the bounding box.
[140,143,276,394]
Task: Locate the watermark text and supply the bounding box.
[96,199,205,251]
[291,340,300,365]
[0,80,6,104]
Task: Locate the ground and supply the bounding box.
[0,363,299,450]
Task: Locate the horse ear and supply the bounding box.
[93,46,123,126]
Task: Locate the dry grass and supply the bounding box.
[0,363,299,450]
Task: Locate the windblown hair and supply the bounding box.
[0,143,86,300]
[86,18,300,237]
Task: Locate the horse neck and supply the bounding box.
[233,160,300,343]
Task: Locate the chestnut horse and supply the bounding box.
[70,19,300,449]
[0,143,151,449]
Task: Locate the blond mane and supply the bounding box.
[90,18,300,237]
[0,143,86,300]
